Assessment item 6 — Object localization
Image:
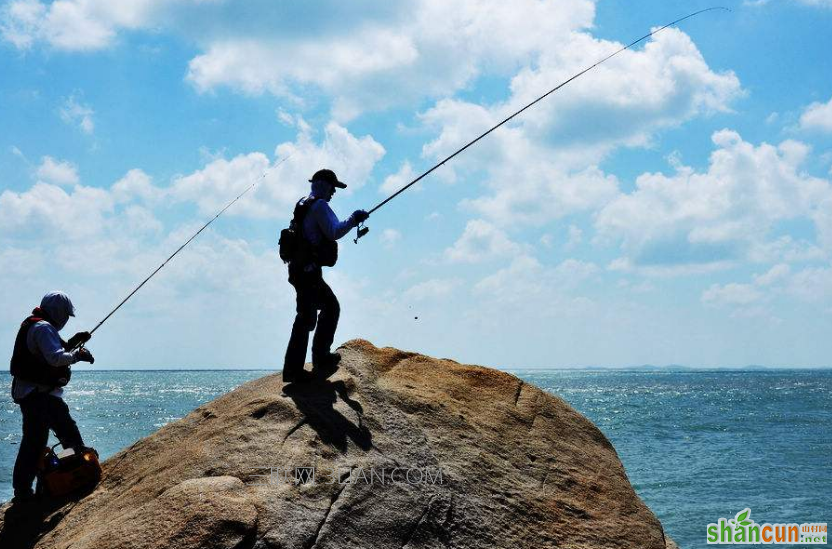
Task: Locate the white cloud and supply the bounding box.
[794,0,832,7]
[702,282,762,306]
[596,130,832,271]
[380,228,401,249]
[185,0,596,120]
[172,121,385,218]
[701,262,832,315]
[800,96,832,132]
[3,0,740,136]
[0,0,189,51]
[1,161,169,247]
[0,182,114,240]
[444,219,522,263]
[473,255,598,308]
[380,161,416,196]
[411,27,740,227]
[463,163,621,227]
[505,27,741,150]
[59,94,95,134]
[419,27,741,167]
[787,265,832,303]
[112,169,161,204]
[401,278,461,302]
[0,0,45,48]
[36,156,79,186]
[754,263,791,286]
[274,121,386,196]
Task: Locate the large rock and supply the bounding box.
[1,339,677,549]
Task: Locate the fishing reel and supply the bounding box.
[354,222,369,244]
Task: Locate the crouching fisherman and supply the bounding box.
[8,291,94,507]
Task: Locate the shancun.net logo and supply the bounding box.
[707,508,827,544]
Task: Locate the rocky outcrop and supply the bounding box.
[1,339,677,548]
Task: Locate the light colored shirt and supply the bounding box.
[11,321,80,401]
[302,198,357,246]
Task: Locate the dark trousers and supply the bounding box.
[283,265,340,377]
[13,391,84,496]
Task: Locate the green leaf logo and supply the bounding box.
[736,509,750,522]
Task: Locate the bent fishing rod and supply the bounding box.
[353,6,729,243]
[73,154,293,348]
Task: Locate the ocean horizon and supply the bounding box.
[2,369,829,548]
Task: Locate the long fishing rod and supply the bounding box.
[77,154,293,345]
[353,6,729,243]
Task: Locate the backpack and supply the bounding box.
[279,198,338,267]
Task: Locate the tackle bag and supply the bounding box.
[36,443,102,498]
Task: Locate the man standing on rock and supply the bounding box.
[8,291,95,507]
[282,169,369,384]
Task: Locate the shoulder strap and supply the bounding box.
[292,197,318,227]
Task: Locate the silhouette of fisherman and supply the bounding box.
[283,169,368,383]
[8,291,95,509]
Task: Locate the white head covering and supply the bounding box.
[40,291,75,331]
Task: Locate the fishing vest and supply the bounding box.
[280,197,338,268]
[9,311,72,388]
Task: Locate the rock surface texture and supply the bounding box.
[1,339,678,549]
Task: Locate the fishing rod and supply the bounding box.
[353,6,729,243]
[74,154,293,348]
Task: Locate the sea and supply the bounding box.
[1,369,829,548]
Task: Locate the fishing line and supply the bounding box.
[79,154,293,343]
[354,7,730,242]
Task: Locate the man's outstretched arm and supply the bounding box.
[311,201,360,241]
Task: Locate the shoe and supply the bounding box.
[7,492,39,515]
[312,352,341,380]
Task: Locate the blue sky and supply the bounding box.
[1,0,831,369]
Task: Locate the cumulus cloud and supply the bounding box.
[444,219,523,263]
[59,94,95,134]
[379,228,402,249]
[473,255,598,308]
[172,121,385,218]
[417,27,741,166]
[112,169,162,204]
[702,282,762,306]
[401,278,462,302]
[0,181,114,241]
[380,162,416,196]
[596,130,832,271]
[787,264,832,303]
[186,0,596,120]
[3,0,740,136]
[0,0,187,51]
[463,163,621,226]
[410,26,741,227]
[36,156,79,186]
[701,262,832,318]
[800,96,832,132]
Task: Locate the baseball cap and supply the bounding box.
[309,169,347,189]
